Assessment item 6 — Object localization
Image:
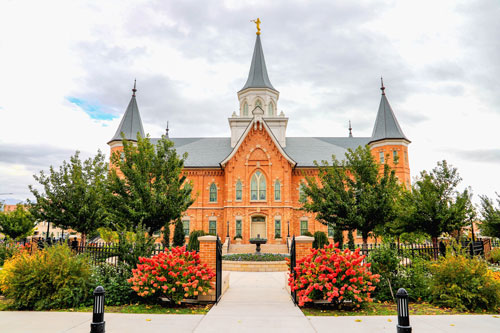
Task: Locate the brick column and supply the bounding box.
[295,235,314,261]
[198,235,217,301]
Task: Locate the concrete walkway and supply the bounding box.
[193,271,315,333]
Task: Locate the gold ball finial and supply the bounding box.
[251,18,261,35]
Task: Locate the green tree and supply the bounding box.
[161,223,170,248]
[479,194,500,238]
[400,160,473,248]
[0,205,36,240]
[302,145,400,245]
[28,151,108,244]
[106,135,194,233]
[173,219,185,247]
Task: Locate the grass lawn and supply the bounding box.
[0,297,212,314]
[301,301,500,316]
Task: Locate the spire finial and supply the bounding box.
[251,18,261,35]
[132,79,137,97]
[349,120,353,137]
[165,121,169,138]
[380,76,385,95]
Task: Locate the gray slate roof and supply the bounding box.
[108,95,145,143]
[151,136,371,168]
[239,35,277,92]
[370,94,409,143]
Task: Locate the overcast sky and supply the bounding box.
[1,0,499,205]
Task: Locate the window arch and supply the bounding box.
[243,102,248,116]
[235,180,242,201]
[250,171,266,201]
[274,179,281,201]
[255,99,262,108]
[209,183,217,202]
[268,102,273,116]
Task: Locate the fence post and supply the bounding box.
[294,236,314,261]
[396,288,412,333]
[90,286,105,333]
[198,235,218,302]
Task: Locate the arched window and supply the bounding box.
[268,102,273,116]
[235,180,242,201]
[250,171,266,201]
[299,182,306,202]
[243,102,248,116]
[274,179,281,201]
[255,99,262,108]
[209,183,217,202]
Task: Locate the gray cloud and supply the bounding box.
[0,144,76,168]
[451,149,500,164]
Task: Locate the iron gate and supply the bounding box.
[215,236,222,304]
[290,235,297,305]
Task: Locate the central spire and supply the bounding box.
[239,31,276,92]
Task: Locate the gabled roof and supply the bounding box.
[239,35,277,92]
[108,86,145,143]
[370,89,409,144]
[220,117,296,167]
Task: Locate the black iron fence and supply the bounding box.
[72,243,168,265]
[215,236,222,304]
[290,235,297,305]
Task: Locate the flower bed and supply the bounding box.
[222,253,289,261]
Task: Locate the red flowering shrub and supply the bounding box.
[288,243,380,306]
[128,246,215,303]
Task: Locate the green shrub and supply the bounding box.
[0,244,93,310]
[0,241,23,266]
[430,248,500,311]
[312,231,329,249]
[117,223,156,269]
[173,219,185,247]
[90,263,137,306]
[187,230,206,252]
[396,258,432,302]
[302,231,313,237]
[368,246,399,301]
[489,248,500,264]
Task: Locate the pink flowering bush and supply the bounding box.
[288,243,380,306]
[128,246,215,303]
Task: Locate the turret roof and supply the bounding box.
[370,85,409,144]
[108,83,145,143]
[239,35,277,92]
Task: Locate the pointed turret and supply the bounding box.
[239,34,277,92]
[108,80,145,144]
[369,79,409,144]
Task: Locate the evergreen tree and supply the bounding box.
[301,145,401,246]
[347,229,355,250]
[107,135,194,233]
[173,219,185,247]
[28,151,108,244]
[0,205,36,240]
[161,223,170,248]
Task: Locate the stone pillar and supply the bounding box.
[198,235,218,301]
[295,235,314,261]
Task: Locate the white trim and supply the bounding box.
[369,139,410,149]
[220,117,296,167]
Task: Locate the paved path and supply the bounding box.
[193,271,316,333]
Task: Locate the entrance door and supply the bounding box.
[251,216,266,238]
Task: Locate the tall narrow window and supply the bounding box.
[243,102,248,116]
[275,219,281,238]
[255,99,262,108]
[299,183,306,202]
[235,219,242,237]
[404,151,408,163]
[274,180,281,201]
[182,220,190,236]
[235,180,242,201]
[379,151,385,164]
[209,220,217,235]
[328,224,334,237]
[209,183,217,202]
[250,171,266,201]
[300,220,308,235]
[268,102,273,116]
[393,150,398,163]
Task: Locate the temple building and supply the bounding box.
[108,28,411,244]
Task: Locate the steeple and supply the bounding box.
[239,34,276,92]
[108,81,145,143]
[369,81,409,144]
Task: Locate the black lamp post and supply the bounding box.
[226,220,230,238]
[90,286,106,333]
[45,222,50,242]
[287,221,290,238]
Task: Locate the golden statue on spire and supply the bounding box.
[251,18,261,35]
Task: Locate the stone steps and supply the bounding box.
[228,243,289,254]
